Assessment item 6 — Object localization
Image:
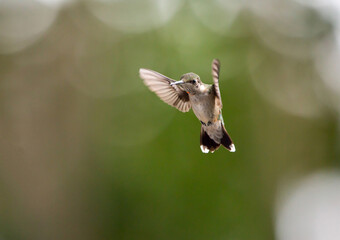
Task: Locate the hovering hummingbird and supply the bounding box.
[139,59,235,153]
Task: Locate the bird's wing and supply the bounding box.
[139,68,191,112]
[211,59,223,108]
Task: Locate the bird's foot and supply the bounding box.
[200,121,212,126]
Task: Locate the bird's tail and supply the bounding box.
[200,122,235,153]
[220,124,235,152]
[200,126,220,153]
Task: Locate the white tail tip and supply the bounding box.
[229,144,236,152]
[200,145,210,153]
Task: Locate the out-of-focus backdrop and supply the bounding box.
[1,0,340,240]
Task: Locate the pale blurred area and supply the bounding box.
[0,0,339,239]
[276,171,340,240]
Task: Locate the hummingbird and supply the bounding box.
[139,59,235,153]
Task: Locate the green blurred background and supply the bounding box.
[1,0,340,240]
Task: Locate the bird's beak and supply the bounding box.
[170,80,185,86]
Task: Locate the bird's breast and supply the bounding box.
[190,94,218,123]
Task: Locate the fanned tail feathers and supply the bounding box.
[200,123,235,153]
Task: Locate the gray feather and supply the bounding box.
[139,68,191,112]
[212,59,222,108]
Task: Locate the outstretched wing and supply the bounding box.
[211,59,222,108]
[139,68,191,112]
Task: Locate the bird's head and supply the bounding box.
[170,72,202,94]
